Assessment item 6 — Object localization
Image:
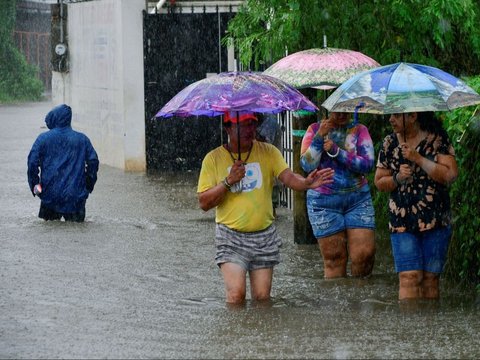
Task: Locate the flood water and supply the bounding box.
[1,100,479,359]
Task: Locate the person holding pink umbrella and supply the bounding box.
[300,111,376,279]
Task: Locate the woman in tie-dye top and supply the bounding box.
[300,112,376,279]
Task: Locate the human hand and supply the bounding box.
[397,163,413,183]
[306,167,335,188]
[33,184,42,196]
[400,143,420,162]
[323,138,334,152]
[318,118,334,137]
[228,160,246,184]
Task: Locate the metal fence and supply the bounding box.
[13,30,51,90]
[277,112,294,209]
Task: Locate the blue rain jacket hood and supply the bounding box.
[27,104,99,214]
[45,103,72,129]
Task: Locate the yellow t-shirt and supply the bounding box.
[197,141,289,232]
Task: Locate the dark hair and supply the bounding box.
[417,111,447,136]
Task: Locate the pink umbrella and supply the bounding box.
[264,47,380,89]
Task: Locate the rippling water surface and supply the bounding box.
[1,102,479,359]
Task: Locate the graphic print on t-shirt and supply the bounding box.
[228,162,262,193]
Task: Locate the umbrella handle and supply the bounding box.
[401,113,410,165]
[236,112,241,161]
[353,102,365,127]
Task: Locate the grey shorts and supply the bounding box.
[215,223,282,271]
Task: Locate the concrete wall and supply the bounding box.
[53,0,146,171]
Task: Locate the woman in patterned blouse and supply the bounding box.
[375,112,458,300]
[300,112,376,279]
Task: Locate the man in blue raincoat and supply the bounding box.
[27,104,99,222]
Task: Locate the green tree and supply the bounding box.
[0,0,43,103]
[226,0,480,76]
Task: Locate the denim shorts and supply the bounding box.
[390,225,452,273]
[306,186,375,239]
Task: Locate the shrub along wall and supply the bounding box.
[442,77,480,292]
[0,0,43,103]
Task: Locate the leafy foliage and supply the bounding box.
[442,77,480,291]
[0,0,43,103]
[226,0,480,75]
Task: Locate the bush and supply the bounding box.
[442,76,480,292]
[0,0,44,103]
[0,45,44,103]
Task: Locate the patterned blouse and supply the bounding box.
[300,122,375,194]
[377,132,455,234]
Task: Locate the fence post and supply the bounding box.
[292,111,317,245]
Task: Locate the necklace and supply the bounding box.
[226,142,253,163]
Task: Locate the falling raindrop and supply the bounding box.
[144,7,235,172]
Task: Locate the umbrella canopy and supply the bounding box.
[322,62,480,114]
[263,47,380,90]
[156,71,318,118]
[156,71,318,161]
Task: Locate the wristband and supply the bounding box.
[223,177,232,191]
[392,172,402,187]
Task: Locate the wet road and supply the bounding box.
[1,100,479,359]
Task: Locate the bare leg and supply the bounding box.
[399,270,423,300]
[422,271,440,299]
[249,267,274,301]
[318,232,348,278]
[220,262,247,304]
[347,228,376,277]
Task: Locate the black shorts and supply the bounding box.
[39,201,86,222]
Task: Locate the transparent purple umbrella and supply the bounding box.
[156,71,317,117]
[156,71,318,158]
